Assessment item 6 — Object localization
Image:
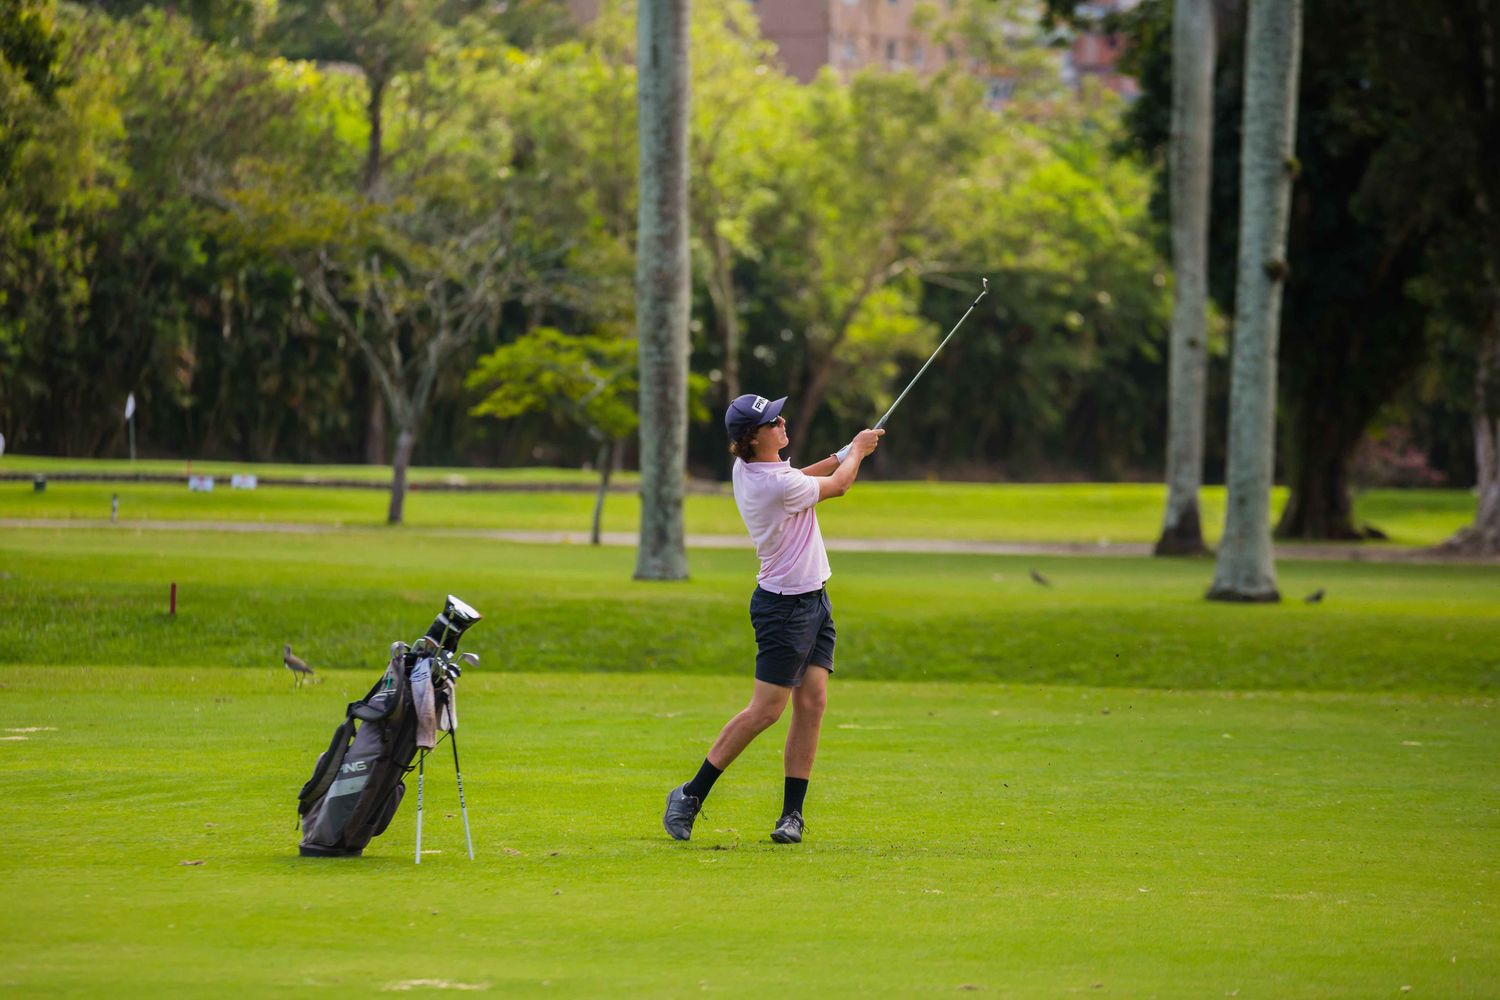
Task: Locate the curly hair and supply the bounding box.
[728,426,761,461]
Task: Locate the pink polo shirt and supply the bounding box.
[732,457,831,595]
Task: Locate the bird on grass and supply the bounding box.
[1303,588,1326,604]
[1029,568,1053,587]
[284,644,314,688]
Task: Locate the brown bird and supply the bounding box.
[1303,588,1326,604]
[283,644,314,687]
[1029,568,1053,587]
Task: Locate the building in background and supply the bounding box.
[749,0,951,83]
[1062,0,1140,98]
[567,0,1134,101]
[567,0,950,81]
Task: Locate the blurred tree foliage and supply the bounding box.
[0,6,349,459]
[469,325,639,544]
[1,0,1181,481]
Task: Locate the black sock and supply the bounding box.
[783,777,809,817]
[684,758,722,802]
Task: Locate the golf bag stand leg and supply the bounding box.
[414,750,426,864]
[451,730,474,860]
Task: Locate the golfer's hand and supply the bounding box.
[853,428,884,456]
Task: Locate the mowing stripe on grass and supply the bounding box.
[2,528,1496,692]
[1,473,1481,547]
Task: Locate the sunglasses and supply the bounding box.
[760,415,786,429]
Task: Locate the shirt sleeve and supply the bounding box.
[783,470,820,514]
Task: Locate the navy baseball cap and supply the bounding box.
[725,393,787,438]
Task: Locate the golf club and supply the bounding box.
[411,614,477,862]
[451,728,475,860]
[873,278,989,431]
[414,749,427,864]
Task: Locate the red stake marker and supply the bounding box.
[170,582,177,617]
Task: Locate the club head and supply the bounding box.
[414,635,440,656]
[460,652,480,668]
[390,641,410,659]
[423,594,483,653]
[981,277,989,292]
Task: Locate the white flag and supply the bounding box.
[124,393,136,421]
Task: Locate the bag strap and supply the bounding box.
[347,661,405,722]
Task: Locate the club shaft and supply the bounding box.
[451,731,474,860]
[874,286,988,431]
[414,750,426,865]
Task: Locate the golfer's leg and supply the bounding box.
[706,680,791,769]
[783,665,829,779]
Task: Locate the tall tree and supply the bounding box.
[268,0,439,465]
[1269,0,1433,541]
[1118,0,1448,543]
[469,326,638,546]
[1207,0,1301,602]
[299,216,518,524]
[1461,317,1500,552]
[1390,0,1500,555]
[633,0,691,581]
[1154,0,1218,556]
[217,26,532,522]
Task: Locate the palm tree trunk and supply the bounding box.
[1156,0,1216,557]
[1207,0,1302,602]
[1440,296,1500,554]
[1471,328,1500,551]
[633,0,691,581]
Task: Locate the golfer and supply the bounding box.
[663,393,883,844]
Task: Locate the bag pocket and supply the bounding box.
[371,780,406,837]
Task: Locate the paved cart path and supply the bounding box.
[3,517,1496,564]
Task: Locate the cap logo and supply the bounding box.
[751,396,768,413]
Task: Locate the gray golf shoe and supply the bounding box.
[770,810,804,844]
[663,784,702,840]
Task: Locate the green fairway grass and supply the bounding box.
[1,667,1495,997]
[0,454,1481,547]
[1,524,1495,995]
[2,528,1497,691]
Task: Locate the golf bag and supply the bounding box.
[296,596,480,858]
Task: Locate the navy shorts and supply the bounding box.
[749,586,836,688]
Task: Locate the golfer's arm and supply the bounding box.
[814,451,864,501]
[798,454,841,477]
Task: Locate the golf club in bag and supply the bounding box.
[296,595,482,859]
